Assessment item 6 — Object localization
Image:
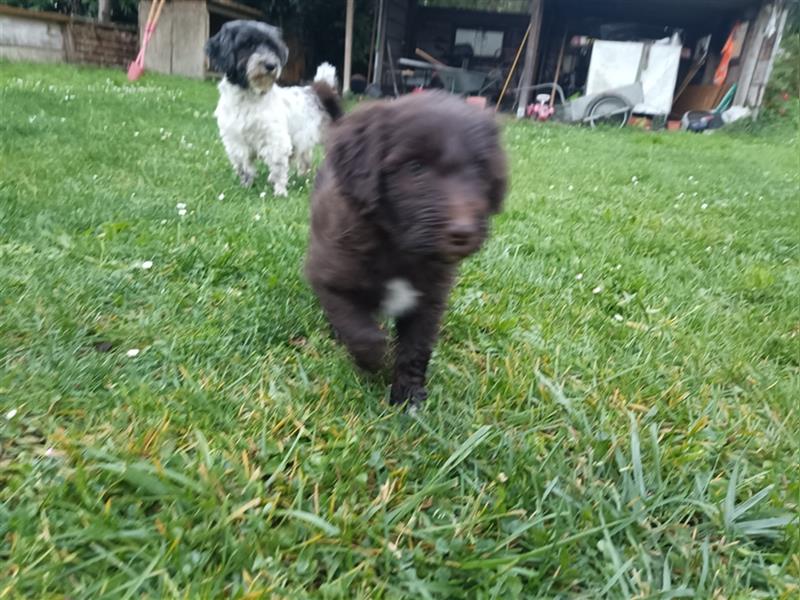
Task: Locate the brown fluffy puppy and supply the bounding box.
[306,91,508,406]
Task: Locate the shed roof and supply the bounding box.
[554,0,763,26]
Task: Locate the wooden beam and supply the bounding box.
[343,0,354,92]
[734,2,770,107]
[0,4,70,23]
[207,0,265,20]
[515,0,543,118]
[752,2,789,113]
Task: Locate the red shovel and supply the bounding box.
[128,0,166,81]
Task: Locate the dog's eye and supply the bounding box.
[408,160,424,175]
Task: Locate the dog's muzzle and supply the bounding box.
[246,52,280,92]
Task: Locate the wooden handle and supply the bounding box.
[150,0,166,30]
[415,48,447,67]
[495,23,531,111]
[549,31,567,108]
[144,0,158,28]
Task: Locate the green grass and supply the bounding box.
[1,62,798,598]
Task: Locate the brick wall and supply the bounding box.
[0,5,138,69]
[65,20,138,68]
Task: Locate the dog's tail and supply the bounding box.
[313,62,337,88]
[313,82,343,122]
[312,62,343,123]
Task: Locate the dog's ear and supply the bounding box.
[205,26,236,79]
[487,145,508,214]
[259,23,289,67]
[329,110,382,214]
[273,29,289,67]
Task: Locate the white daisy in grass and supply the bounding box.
[386,541,401,559]
[592,285,603,294]
[126,348,140,358]
[218,192,225,201]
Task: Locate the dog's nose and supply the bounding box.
[446,222,477,250]
[263,62,277,72]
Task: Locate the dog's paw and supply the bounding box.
[273,186,288,198]
[389,382,427,407]
[333,324,387,373]
[238,170,256,188]
[351,336,387,373]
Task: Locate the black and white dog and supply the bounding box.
[205,21,337,197]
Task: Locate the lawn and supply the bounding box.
[0,62,798,598]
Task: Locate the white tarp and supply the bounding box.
[586,41,644,95]
[586,41,682,116]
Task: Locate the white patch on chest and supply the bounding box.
[380,278,420,317]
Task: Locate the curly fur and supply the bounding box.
[205,20,337,196]
[305,91,508,407]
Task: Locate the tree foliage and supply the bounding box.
[5,0,137,22]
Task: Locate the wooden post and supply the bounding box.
[98,0,111,23]
[515,0,543,118]
[343,0,354,93]
[372,0,386,86]
[366,0,379,83]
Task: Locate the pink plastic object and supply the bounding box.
[527,93,555,121]
[127,0,164,81]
